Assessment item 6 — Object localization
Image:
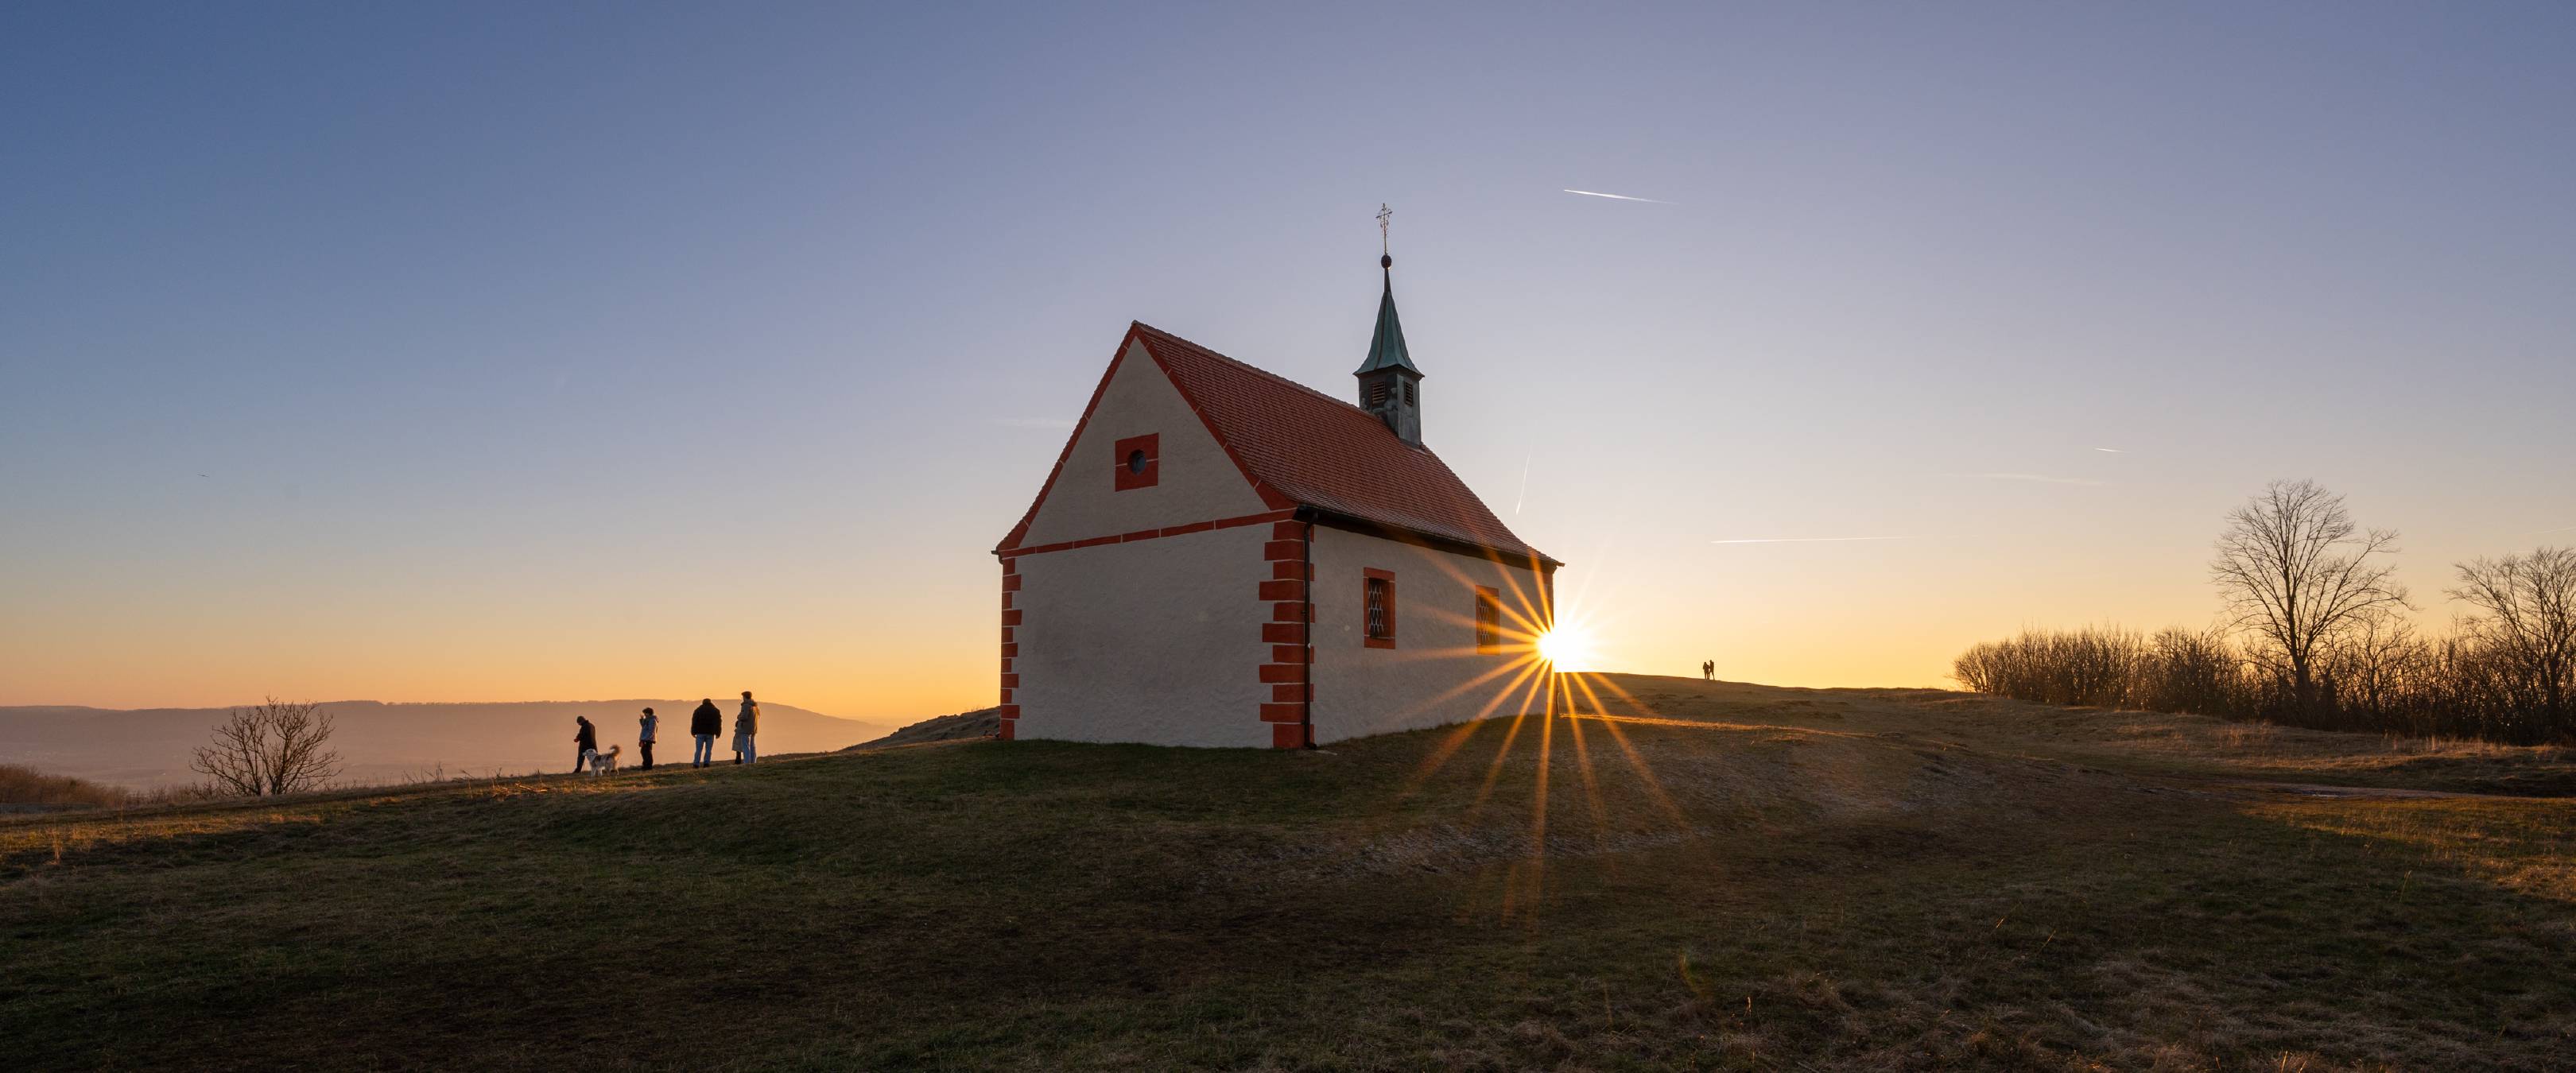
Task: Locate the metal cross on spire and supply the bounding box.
[1376,203,1394,271]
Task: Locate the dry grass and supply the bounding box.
[5,674,2574,1070]
[2264,796,2576,904]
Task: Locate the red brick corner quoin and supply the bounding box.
[1259,518,1313,749]
[996,555,1020,741]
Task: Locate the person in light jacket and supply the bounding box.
[689,698,721,768]
[734,690,759,765]
[636,707,658,771]
[572,715,598,773]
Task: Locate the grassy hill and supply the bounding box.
[6,674,2574,1070]
[846,706,1003,749]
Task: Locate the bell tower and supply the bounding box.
[1354,205,1422,445]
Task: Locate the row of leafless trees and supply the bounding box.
[1956,480,2576,744]
[1953,626,2232,714]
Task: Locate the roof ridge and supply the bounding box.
[1108,320,1554,567]
[1130,321,1400,432]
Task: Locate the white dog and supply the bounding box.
[584,744,622,777]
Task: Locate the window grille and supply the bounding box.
[1364,577,1393,642]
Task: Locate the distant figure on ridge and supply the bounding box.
[573,715,598,773]
[735,691,760,765]
[689,698,721,768]
[636,707,658,771]
[1701,660,1714,682]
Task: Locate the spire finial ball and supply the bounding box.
[1381,254,1392,269]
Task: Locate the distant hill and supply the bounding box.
[846,706,1001,750]
[0,699,888,787]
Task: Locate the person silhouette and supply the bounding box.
[735,691,760,765]
[689,698,722,768]
[637,707,658,771]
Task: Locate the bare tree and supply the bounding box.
[2448,547,2576,726]
[191,697,343,797]
[2209,480,2410,714]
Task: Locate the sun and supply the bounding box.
[1536,624,1597,671]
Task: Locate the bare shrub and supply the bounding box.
[191,698,343,797]
[1953,626,2149,707]
[2318,610,2429,726]
[2139,627,2243,716]
[0,764,133,808]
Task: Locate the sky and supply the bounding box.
[5,2,2573,720]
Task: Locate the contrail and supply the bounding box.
[1513,447,1532,515]
[1709,536,1917,545]
[2093,447,2124,453]
[1563,188,1674,204]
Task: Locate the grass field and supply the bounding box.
[6,675,2574,1071]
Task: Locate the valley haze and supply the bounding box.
[0,700,886,788]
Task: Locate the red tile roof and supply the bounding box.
[1130,323,1557,567]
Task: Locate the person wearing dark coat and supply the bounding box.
[637,707,658,771]
[573,715,598,773]
[689,698,722,768]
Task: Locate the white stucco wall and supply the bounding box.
[1306,528,1552,744]
[1013,525,1271,748]
[1017,337,1270,548]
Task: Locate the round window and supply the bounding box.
[1126,449,1148,474]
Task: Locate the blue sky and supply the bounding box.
[6,2,2572,717]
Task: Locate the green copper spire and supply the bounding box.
[1353,254,1419,375]
[1355,206,1425,444]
